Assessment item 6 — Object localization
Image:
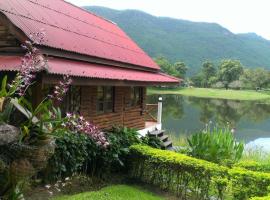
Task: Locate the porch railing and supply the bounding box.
[144,104,158,122]
[145,97,163,124]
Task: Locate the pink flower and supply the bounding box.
[49,75,72,102]
[63,112,109,148]
[8,31,47,97]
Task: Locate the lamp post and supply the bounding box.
[157,97,163,125]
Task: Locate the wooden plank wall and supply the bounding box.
[80,86,146,130]
[0,22,18,47]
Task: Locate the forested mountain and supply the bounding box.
[85,6,270,74]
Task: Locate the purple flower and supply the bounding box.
[63,112,109,148]
[8,31,47,97]
[49,75,72,102]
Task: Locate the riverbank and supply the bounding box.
[148,87,270,101]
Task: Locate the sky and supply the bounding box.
[66,0,270,40]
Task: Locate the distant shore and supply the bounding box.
[148,87,270,101]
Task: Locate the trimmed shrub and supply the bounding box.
[235,160,270,173]
[129,144,228,199]
[230,167,270,199]
[212,81,225,88]
[229,80,243,90]
[129,145,270,200]
[250,196,270,200]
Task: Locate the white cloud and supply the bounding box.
[66,0,270,40]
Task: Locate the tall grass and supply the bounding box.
[187,125,244,165]
[168,132,188,147]
[241,146,270,164]
[168,124,244,166]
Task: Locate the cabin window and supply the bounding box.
[130,87,143,106]
[42,84,54,98]
[42,85,81,115]
[61,86,81,114]
[97,86,114,113]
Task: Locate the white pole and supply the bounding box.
[157,97,162,124]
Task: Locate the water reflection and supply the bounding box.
[148,95,270,146]
[246,138,270,152]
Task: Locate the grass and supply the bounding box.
[169,132,188,147]
[148,87,270,101]
[53,185,165,200]
[241,146,270,164]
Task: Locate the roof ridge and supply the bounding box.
[0,8,148,56]
[25,0,128,40]
[62,0,117,25]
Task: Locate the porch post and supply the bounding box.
[157,97,162,124]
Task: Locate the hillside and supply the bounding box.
[85,6,270,74]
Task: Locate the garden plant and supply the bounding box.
[187,124,244,165]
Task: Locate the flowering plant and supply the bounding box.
[64,113,109,147]
[48,75,72,102]
[0,32,47,98]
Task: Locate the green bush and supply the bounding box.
[141,135,162,149]
[235,160,270,173]
[42,130,91,181]
[43,127,142,181]
[129,144,270,200]
[97,126,141,173]
[187,126,244,165]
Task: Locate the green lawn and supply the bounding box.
[54,185,164,200]
[148,87,270,101]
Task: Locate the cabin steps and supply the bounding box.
[160,135,169,142]
[162,141,173,149]
[149,129,164,137]
[148,129,173,150]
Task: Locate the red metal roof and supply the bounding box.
[0,0,159,70]
[0,56,180,84]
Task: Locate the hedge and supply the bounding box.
[235,160,270,173]
[230,167,270,199]
[129,145,270,200]
[250,197,270,200]
[129,145,228,199]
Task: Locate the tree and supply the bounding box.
[154,56,176,76]
[202,61,216,80]
[154,56,188,79]
[218,59,244,89]
[240,68,270,90]
[208,76,219,87]
[173,62,188,78]
[191,60,217,88]
[191,73,204,87]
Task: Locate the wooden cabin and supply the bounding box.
[0,0,179,133]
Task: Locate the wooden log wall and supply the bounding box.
[80,86,146,130]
